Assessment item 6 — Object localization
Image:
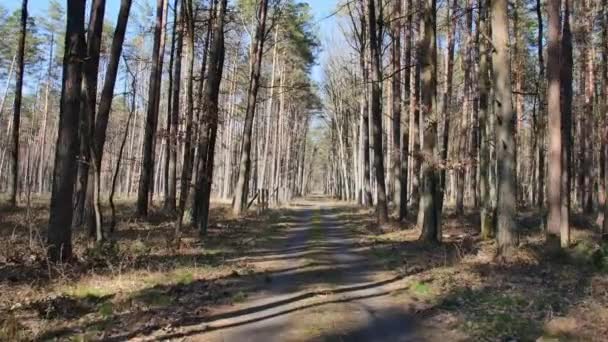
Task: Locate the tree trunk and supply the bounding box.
[164,0,180,212]
[600,0,608,240]
[88,0,133,240]
[399,0,412,221]
[9,0,27,207]
[440,0,456,215]
[367,0,389,224]
[47,0,86,262]
[418,0,440,242]
[73,0,105,232]
[137,0,167,216]
[232,0,269,215]
[561,0,573,246]
[536,0,545,209]
[357,0,373,207]
[547,0,563,246]
[479,0,493,239]
[492,0,518,257]
[391,0,402,217]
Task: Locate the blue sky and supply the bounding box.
[1,0,338,83]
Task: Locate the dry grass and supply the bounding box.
[0,198,290,341]
[351,207,608,341]
[2,197,608,341]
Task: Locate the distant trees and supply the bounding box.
[3,0,608,261]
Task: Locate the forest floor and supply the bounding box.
[1,196,608,341]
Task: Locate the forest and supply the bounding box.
[0,0,607,340]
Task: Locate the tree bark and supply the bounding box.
[9,0,27,207]
[391,0,402,217]
[399,0,412,221]
[440,0,456,216]
[47,0,86,262]
[561,0,573,246]
[547,0,563,246]
[232,0,269,215]
[137,0,167,216]
[600,0,608,240]
[418,0,440,242]
[88,0,133,240]
[164,0,180,212]
[492,0,518,257]
[536,0,545,209]
[73,0,105,231]
[479,0,493,239]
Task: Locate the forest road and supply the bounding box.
[159,197,443,341]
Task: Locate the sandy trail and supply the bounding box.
[154,198,441,341]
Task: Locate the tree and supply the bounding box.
[164,0,180,213]
[546,0,562,246]
[193,0,228,235]
[603,0,608,238]
[73,0,105,234]
[366,0,389,224]
[399,0,412,221]
[440,0,456,217]
[137,0,167,217]
[90,0,134,239]
[47,0,86,262]
[9,0,27,207]
[390,0,402,218]
[418,0,440,242]
[479,0,493,239]
[232,0,270,216]
[561,0,573,246]
[492,0,518,257]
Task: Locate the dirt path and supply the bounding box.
[145,197,450,341]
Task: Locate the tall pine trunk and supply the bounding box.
[547,0,563,246]
[164,0,180,212]
[561,0,573,246]
[391,0,402,217]
[492,0,518,257]
[48,0,86,262]
[9,0,27,207]
[233,0,269,215]
[479,0,494,239]
[73,0,105,231]
[418,0,440,242]
[137,0,167,216]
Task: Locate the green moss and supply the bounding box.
[98,302,114,318]
[132,288,173,307]
[232,291,248,303]
[67,285,109,300]
[442,288,542,340]
[410,281,431,297]
[173,270,194,285]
